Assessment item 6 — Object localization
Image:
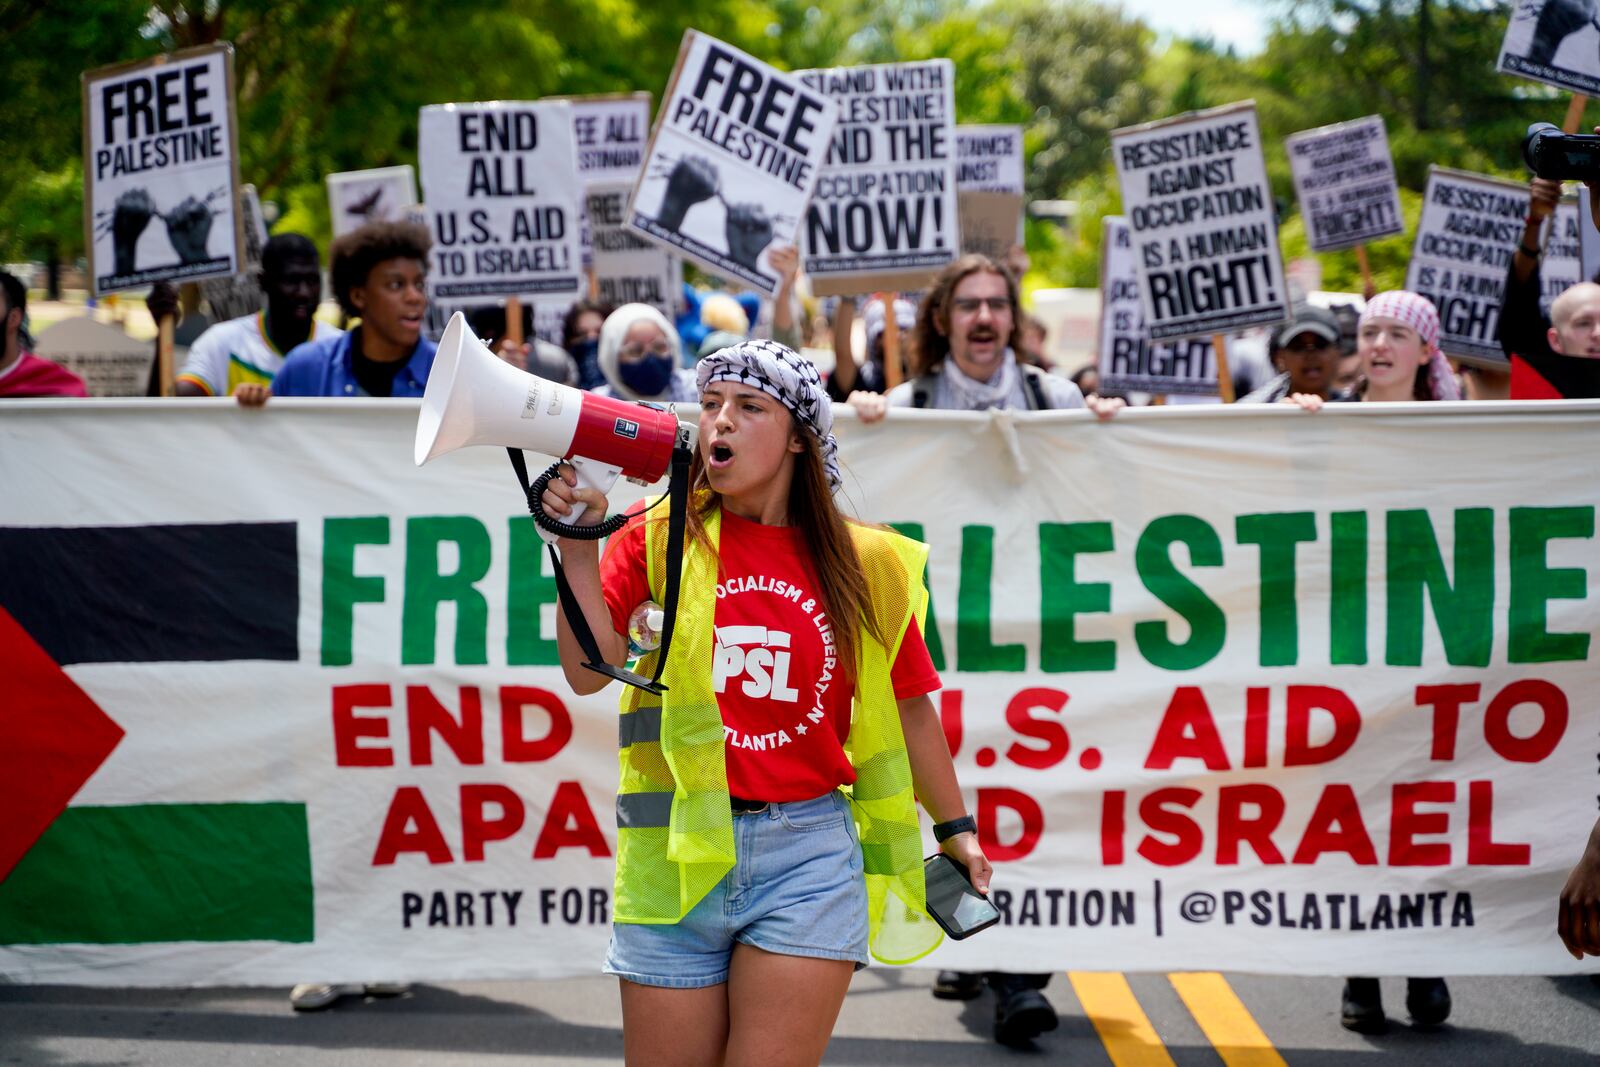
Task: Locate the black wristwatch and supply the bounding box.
[933,815,977,843]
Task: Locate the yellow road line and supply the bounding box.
[1168,972,1288,1067]
[1067,971,1177,1067]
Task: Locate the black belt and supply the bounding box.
[731,796,769,815]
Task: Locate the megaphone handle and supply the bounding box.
[542,457,622,543]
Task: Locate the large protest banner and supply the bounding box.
[82,44,243,295]
[1406,167,1528,366]
[800,60,958,296]
[588,182,678,314]
[327,166,419,239]
[1285,116,1405,253]
[629,32,836,295]
[1497,0,1600,95]
[1098,216,1218,396]
[5,399,1598,986]
[1112,102,1289,342]
[418,100,583,306]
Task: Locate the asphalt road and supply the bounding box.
[4,970,1599,1065]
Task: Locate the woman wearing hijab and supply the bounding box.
[594,302,699,403]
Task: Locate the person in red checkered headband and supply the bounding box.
[1289,290,1461,409]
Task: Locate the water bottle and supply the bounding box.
[627,601,665,658]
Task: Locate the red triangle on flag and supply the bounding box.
[0,605,124,883]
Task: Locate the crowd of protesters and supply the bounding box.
[4,166,1600,1050]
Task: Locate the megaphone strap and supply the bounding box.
[506,446,693,696]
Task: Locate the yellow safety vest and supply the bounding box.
[613,504,944,964]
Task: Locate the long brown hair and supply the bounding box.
[674,422,879,681]
[908,254,1021,376]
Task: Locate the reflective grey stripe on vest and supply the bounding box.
[619,705,662,748]
[616,791,673,829]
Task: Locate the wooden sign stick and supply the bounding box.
[879,292,904,391]
[505,296,524,348]
[1211,333,1235,403]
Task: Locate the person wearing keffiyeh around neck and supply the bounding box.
[845,254,1124,423]
[540,338,989,1067]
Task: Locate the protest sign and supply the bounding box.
[956,125,1025,194]
[569,93,653,186]
[1542,198,1583,318]
[1497,0,1600,96]
[82,44,243,295]
[1406,167,1528,366]
[327,166,418,239]
[1583,186,1600,283]
[31,317,154,397]
[629,32,836,294]
[588,182,678,315]
[3,400,1598,985]
[1112,102,1289,342]
[199,183,271,321]
[958,191,1025,260]
[1285,116,1404,253]
[800,59,958,297]
[956,124,1025,257]
[1098,215,1218,396]
[418,100,583,305]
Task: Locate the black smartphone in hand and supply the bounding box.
[923,852,1001,939]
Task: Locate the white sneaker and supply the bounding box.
[290,983,362,1011]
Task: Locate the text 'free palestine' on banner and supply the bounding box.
[1,401,1598,985]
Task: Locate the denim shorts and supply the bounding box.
[604,789,869,988]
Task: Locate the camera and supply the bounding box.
[1523,122,1600,181]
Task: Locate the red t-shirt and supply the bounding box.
[0,352,89,398]
[600,507,940,802]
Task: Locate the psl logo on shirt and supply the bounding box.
[713,625,800,702]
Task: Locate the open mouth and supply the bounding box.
[709,442,735,469]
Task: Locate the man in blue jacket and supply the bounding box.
[273,220,436,398]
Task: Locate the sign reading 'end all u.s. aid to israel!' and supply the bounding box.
[628,31,838,296]
[1112,102,1289,342]
[417,99,584,306]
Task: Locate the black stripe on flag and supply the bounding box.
[0,523,298,665]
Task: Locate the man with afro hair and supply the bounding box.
[272,220,436,397]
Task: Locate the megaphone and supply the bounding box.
[416,312,690,541]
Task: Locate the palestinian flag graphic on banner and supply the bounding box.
[0,522,313,945]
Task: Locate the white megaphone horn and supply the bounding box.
[416,312,689,541]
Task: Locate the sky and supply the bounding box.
[1121,0,1271,54]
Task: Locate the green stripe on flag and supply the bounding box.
[0,803,313,944]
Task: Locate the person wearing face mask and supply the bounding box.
[563,299,613,391]
[594,302,698,403]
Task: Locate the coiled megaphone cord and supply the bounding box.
[526,461,673,541]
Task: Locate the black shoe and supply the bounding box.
[1340,978,1386,1034]
[993,987,1059,1046]
[932,970,983,1001]
[1406,977,1451,1028]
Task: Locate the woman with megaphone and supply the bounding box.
[542,338,989,1067]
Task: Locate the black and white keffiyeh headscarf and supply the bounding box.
[695,338,842,493]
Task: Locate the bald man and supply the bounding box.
[1499,177,1600,398]
[1547,281,1600,358]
